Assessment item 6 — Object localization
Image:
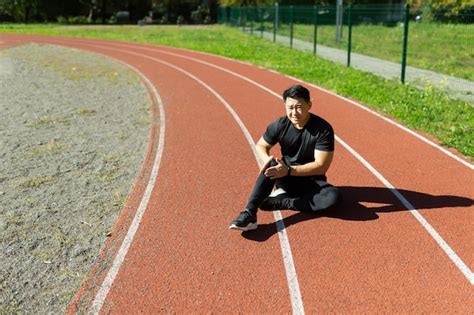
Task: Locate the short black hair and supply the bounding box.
[282,85,310,103]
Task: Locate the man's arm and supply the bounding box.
[255,137,274,172]
[289,150,333,177]
[258,138,334,179]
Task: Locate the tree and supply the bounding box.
[218,0,273,7]
[79,0,99,22]
[0,0,40,22]
[152,0,219,23]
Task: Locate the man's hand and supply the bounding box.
[264,157,288,180]
[259,155,274,174]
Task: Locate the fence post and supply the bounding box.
[242,7,246,32]
[274,2,278,42]
[235,7,242,28]
[401,4,410,83]
[260,7,264,38]
[313,5,318,55]
[290,5,294,48]
[347,4,353,67]
[336,0,344,43]
[250,7,254,35]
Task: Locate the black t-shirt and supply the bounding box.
[263,113,334,176]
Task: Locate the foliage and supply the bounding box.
[218,0,273,7]
[190,5,212,24]
[0,0,220,23]
[0,0,40,23]
[409,1,474,23]
[57,15,95,24]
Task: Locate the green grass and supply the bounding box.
[0,24,472,158]
[16,175,57,188]
[27,139,66,157]
[27,115,71,128]
[262,22,474,81]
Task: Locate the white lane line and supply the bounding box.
[89,62,166,313]
[92,40,472,170]
[115,45,474,285]
[337,136,474,285]
[63,42,305,314]
[46,38,472,314]
[153,60,306,315]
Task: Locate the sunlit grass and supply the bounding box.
[273,22,474,81]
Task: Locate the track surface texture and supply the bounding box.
[2,34,473,314]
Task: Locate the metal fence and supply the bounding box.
[218,4,474,104]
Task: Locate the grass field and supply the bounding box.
[0,24,472,158]
[266,22,474,81]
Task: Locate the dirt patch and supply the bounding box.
[0,43,151,314]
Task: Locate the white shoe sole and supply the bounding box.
[269,187,287,197]
[229,222,258,231]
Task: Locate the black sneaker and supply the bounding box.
[260,188,290,210]
[229,209,257,231]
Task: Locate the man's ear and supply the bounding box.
[308,101,312,109]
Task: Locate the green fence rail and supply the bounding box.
[218,4,474,104]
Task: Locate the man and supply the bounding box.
[229,85,340,231]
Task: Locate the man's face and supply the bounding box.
[285,97,312,126]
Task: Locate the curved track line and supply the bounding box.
[48,41,304,313]
[74,39,472,169]
[149,58,305,314]
[83,60,166,313]
[82,41,474,285]
[8,36,472,311]
[336,137,474,285]
[114,44,305,315]
[35,37,474,298]
[2,36,304,313]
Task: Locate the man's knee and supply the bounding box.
[297,185,340,212]
[321,186,341,209]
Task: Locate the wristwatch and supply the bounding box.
[287,165,291,176]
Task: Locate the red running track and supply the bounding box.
[2,34,473,314]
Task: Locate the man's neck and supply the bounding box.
[293,115,310,129]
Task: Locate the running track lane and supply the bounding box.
[2,34,472,313]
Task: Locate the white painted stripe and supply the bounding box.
[273,211,306,314]
[336,135,474,285]
[89,40,473,302]
[41,38,305,314]
[76,43,305,314]
[90,63,166,313]
[129,47,473,285]
[47,38,472,314]
[129,53,306,315]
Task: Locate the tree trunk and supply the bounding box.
[102,0,107,24]
[88,8,93,22]
[24,5,30,24]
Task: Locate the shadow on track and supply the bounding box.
[242,186,473,242]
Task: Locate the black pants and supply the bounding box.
[245,160,340,214]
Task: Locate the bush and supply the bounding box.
[56,15,91,24]
[191,6,211,24]
[412,3,474,23]
[432,3,474,23]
